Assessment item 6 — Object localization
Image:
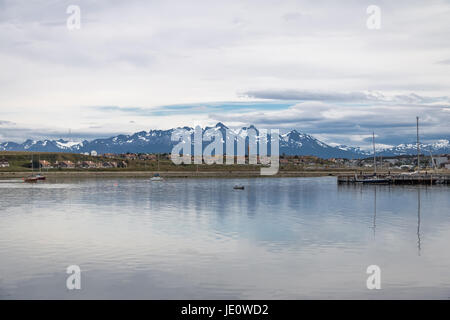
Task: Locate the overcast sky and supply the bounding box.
[0,0,449,148]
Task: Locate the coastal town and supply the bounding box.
[1,152,449,172]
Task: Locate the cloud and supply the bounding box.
[436,59,450,65]
[208,95,450,147]
[241,90,375,102]
[241,89,450,104]
[1,0,450,147]
[0,120,16,126]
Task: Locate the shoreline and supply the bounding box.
[0,170,397,179]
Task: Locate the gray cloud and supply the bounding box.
[241,90,450,105]
[209,92,450,147]
[1,0,450,149]
[436,59,450,65]
[0,120,16,126]
[0,126,117,143]
[241,90,375,102]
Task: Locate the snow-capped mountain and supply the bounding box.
[279,130,360,158]
[375,139,450,157]
[0,123,448,158]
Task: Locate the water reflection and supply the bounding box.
[372,187,377,238]
[0,177,449,299]
[417,188,421,256]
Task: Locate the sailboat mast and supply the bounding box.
[416,116,420,170]
[372,132,376,175]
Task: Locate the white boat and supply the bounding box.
[150,173,163,181]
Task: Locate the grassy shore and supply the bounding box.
[0,151,404,179]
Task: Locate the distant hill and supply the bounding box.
[1,123,449,159]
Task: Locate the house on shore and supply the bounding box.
[39,160,53,169]
[0,160,9,168]
[433,155,450,168]
[102,161,117,168]
[122,153,138,160]
[80,161,97,169]
[139,154,157,161]
[57,161,75,169]
[103,153,116,158]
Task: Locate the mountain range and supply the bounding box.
[0,123,449,159]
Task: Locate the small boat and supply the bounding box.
[233,185,245,190]
[34,174,46,181]
[150,173,163,181]
[23,176,38,183]
[354,173,390,184]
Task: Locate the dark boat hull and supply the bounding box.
[360,179,390,184]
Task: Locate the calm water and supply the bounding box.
[0,177,449,299]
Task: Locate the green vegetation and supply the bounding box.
[0,151,391,174]
[0,151,104,172]
[0,151,265,172]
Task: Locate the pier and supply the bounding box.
[337,173,450,185]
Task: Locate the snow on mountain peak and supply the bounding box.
[56,140,83,149]
[0,124,448,158]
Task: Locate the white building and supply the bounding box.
[90,150,98,156]
[434,156,449,167]
[385,159,399,165]
[0,160,9,167]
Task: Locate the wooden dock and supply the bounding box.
[337,173,450,185]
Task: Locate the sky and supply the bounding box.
[0,0,449,149]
